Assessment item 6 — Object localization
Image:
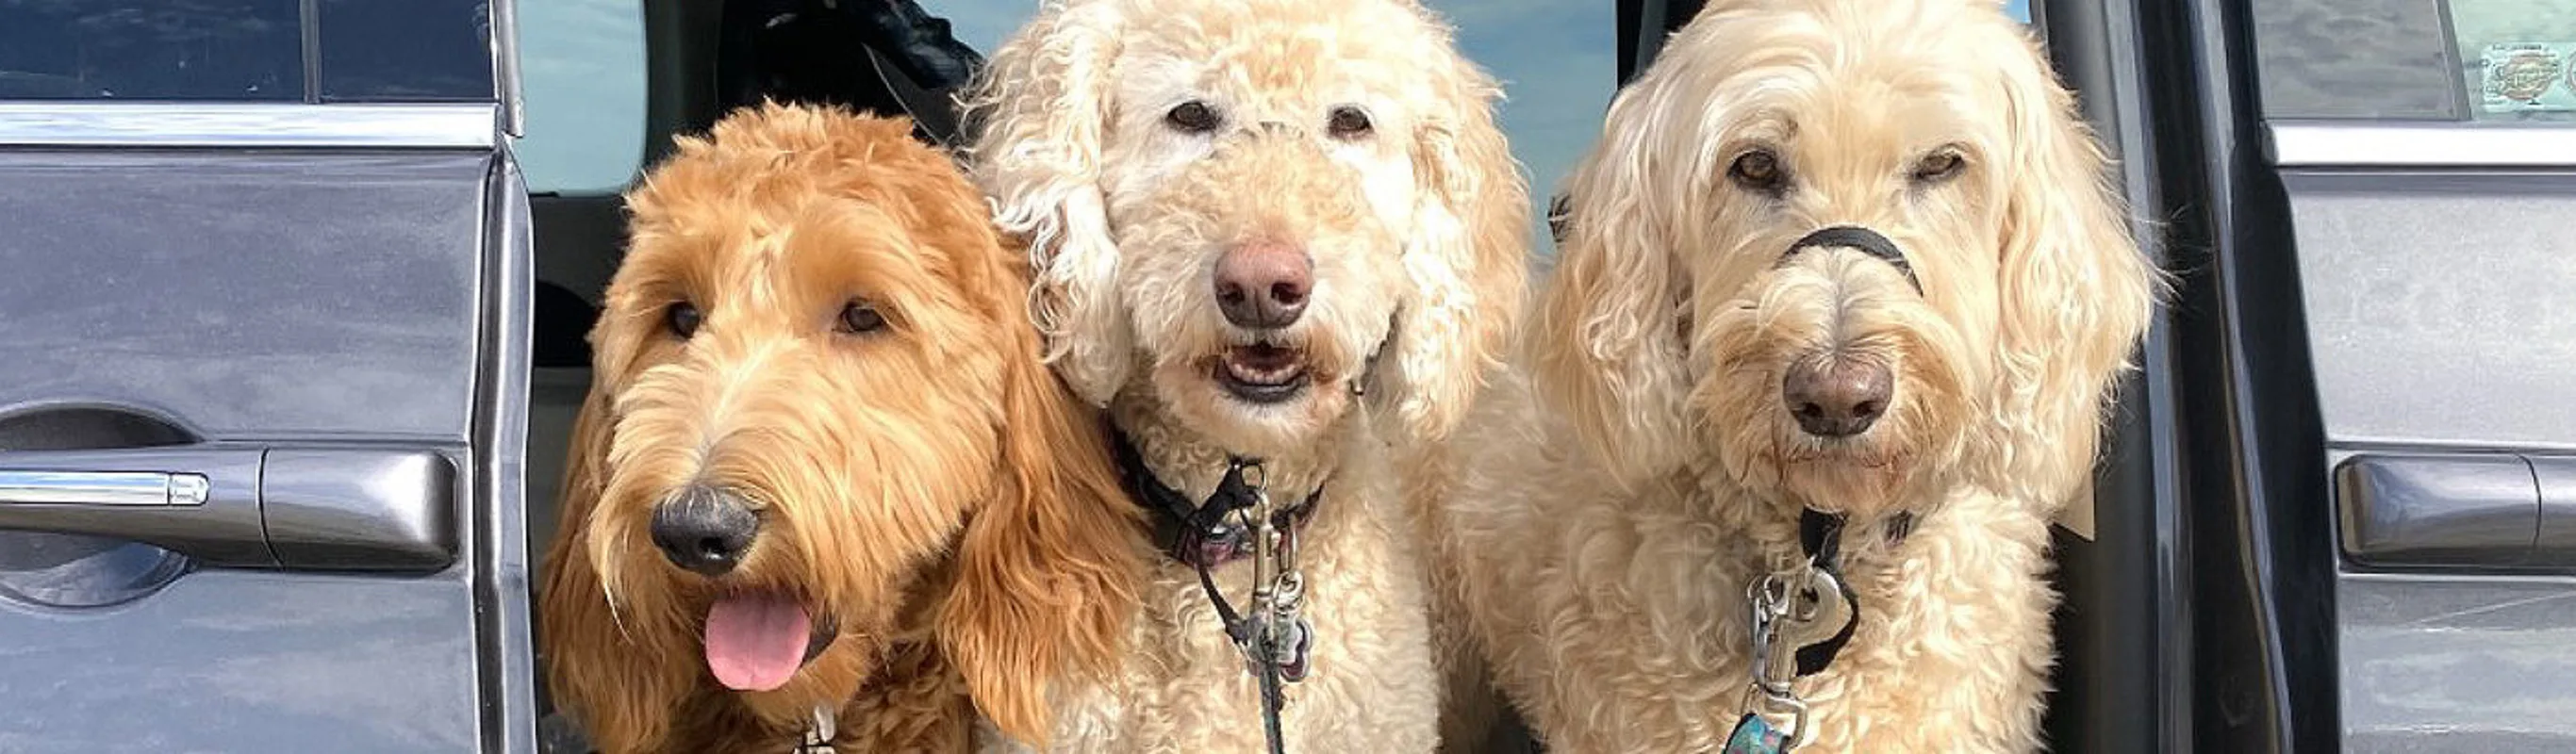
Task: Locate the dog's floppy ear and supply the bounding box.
[1988,33,2164,503]
[537,379,694,753]
[1382,37,1532,444]
[1528,77,1695,487]
[963,0,1132,408]
[937,308,1143,746]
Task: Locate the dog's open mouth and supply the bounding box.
[702,590,839,692]
[1213,343,1311,403]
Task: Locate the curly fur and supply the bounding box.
[961,0,1527,750]
[537,104,1143,752]
[1419,1,2166,751]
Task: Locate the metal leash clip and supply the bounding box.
[1728,561,1851,753]
[791,705,837,754]
[1234,463,1314,685]
[1263,541,1313,682]
[1230,462,1305,754]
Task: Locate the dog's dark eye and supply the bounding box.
[1728,149,1787,193]
[834,301,885,335]
[1165,100,1221,134]
[1912,149,1968,184]
[665,301,702,339]
[1327,106,1373,139]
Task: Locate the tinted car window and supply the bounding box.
[510,0,647,195]
[0,0,303,101]
[2254,0,2576,123]
[317,0,495,101]
[949,1,1617,256]
[2254,0,2456,120]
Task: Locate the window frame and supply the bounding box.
[2249,0,2576,168]
[0,0,517,150]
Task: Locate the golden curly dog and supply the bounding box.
[537,104,1143,753]
[963,0,1527,750]
[1419,0,2165,751]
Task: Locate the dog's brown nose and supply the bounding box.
[652,485,761,577]
[1783,358,1893,438]
[1213,239,1312,329]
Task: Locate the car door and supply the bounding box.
[0,2,539,751]
[2218,1,2576,750]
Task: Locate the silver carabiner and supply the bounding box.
[1746,572,1794,694]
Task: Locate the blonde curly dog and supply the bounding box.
[538,105,1142,753]
[963,0,1527,750]
[1418,0,2165,751]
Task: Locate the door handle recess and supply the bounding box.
[0,444,456,572]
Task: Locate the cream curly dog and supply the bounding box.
[1421,0,2163,751]
[963,0,1527,750]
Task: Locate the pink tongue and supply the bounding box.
[703,593,812,692]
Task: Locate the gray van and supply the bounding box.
[1,0,2570,752]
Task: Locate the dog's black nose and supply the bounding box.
[1214,239,1312,329]
[1783,357,1893,437]
[650,485,761,577]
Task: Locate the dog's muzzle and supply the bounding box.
[1777,225,1923,294]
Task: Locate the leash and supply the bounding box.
[1109,433,1317,754]
[1724,508,1915,753]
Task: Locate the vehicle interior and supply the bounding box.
[513,1,2576,751]
[510,0,2135,749]
[3,0,2564,749]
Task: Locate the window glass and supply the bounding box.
[317,0,495,101]
[2254,0,2576,123]
[2253,0,2458,120]
[0,0,303,101]
[2007,0,2033,24]
[2451,0,2576,123]
[510,0,649,196]
[948,1,1618,257]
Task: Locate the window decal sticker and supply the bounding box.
[2478,41,2576,113]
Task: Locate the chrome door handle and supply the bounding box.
[0,470,211,507]
[0,444,456,572]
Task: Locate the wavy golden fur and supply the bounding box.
[1420,0,2167,750]
[537,104,1142,752]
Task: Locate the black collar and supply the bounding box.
[1108,430,1323,569]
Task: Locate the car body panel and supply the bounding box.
[0,151,489,440]
[2337,574,2576,750]
[0,141,537,750]
[2287,172,2576,451]
[2286,170,2576,750]
[0,569,484,751]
